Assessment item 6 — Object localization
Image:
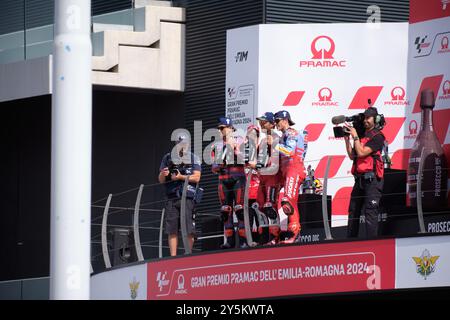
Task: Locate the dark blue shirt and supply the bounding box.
[159,152,202,197]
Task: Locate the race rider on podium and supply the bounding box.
[273,110,308,244]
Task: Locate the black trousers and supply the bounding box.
[347,176,383,238]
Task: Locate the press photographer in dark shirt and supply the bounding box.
[159,133,201,256]
[344,107,386,238]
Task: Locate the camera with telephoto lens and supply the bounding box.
[333,99,386,138]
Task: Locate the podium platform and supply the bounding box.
[91,233,450,300]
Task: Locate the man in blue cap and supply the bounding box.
[273,110,308,244]
[211,117,247,248]
[158,132,202,256]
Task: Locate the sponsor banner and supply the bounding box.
[226,25,259,132]
[91,263,147,300]
[395,235,450,288]
[147,239,395,299]
[227,23,409,225]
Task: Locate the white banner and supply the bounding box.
[226,25,259,133]
[396,235,450,288]
[91,263,147,300]
[407,14,450,205]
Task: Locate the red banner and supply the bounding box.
[410,0,450,24]
[147,239,395,300]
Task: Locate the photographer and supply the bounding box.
[343,107,385,238]
[159,133,201,256]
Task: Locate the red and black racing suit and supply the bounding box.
[256,131,282,244]
[212,137,247,248]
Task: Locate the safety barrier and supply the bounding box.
[89,153,449,274]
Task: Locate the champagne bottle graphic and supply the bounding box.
[406,89,448,208]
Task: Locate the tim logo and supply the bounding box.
[384,86,409,106]
[312,87,339,106]
[227,87,237,99]
[235,51,248,62]
[300,35,346,68]
[438,80,450,101]
[414,35,431,55]
[156,271,170,292]
[175,274,188,294]
[438,35,450,54]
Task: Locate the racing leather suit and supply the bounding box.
[212,136,246,248]
[275,127,308,243]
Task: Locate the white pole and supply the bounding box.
[50,0,92,300]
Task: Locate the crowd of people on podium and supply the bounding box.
[159,107,387,255]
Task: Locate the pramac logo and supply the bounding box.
[438,33,450,53]
[409,120,418,135]
[384,86,409,106]
[312,87,339,106]
[404,119,418,140]
[300,35,346,68]
[443,80,450,95]
[311,35,335,59]
[438,80,450,101]
[391,86,406,100]
[442,36,449,49]
[175,274,188,295]
[318,87,332,101]
[438,35,450,54]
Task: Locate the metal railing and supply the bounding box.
[89,155,449,274]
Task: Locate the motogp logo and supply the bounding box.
[156,271,170,292]
[227,87,237,99]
